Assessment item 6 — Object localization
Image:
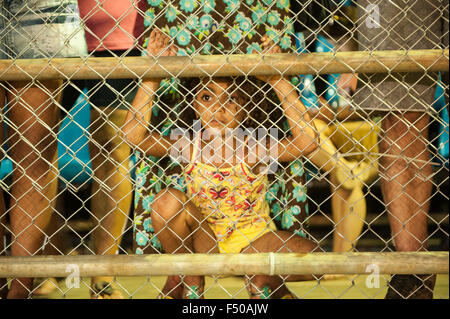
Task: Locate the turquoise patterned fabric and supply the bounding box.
[142,0,295,55]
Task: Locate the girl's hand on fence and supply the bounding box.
[147,29,177,57]
[254,35,282,84]
[261,35,282,54]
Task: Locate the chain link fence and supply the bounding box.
[0,0,448,299]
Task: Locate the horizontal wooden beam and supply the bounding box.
[0,49,448,81]
[0,252,447,277]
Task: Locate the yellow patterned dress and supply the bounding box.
[184,134,276,253]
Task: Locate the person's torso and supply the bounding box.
[78,0,146,52]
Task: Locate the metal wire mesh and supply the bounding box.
[0,0,448,299]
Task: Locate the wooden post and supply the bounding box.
[0,252,447,278]
[0,49,448,81]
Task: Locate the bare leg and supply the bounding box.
[151,188,218,299]
[0,208,5,299]
[5,80,60,299]
[41,192,69,256]
[32,209,66,296]
[241,231,320,299]
[0,86,8,298]
[0,211,5,299]
[380,112,436,298]
[89,108,132,299]
[380,113,431,251]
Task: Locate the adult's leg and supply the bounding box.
[151,188,218,299]
[380,113,432,251]
[0,86,7,299]
[0,207,5,299]
[6,80,60,299]
[0,212,5,298]
[379,112,436,298]
[354,0,442,299]
[89,107,132,299]
[241,231,320,298]
[32,209,66,296]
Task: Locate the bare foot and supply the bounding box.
[182,276,205,299]
[158,275,184,299]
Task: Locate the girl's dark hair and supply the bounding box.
[151,76,288,138]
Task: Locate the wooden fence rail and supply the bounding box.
[0,49,448,81]
[0,252,447,277]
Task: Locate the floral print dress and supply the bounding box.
[143,0,295,55]
[133,0,309,254]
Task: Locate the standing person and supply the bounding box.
[78,0,147,299]
[0,0,87,298]
[0,173,5,298]
[354,0,448,298]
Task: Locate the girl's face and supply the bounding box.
[193,78,246,135]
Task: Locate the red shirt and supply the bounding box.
[78,0,146,52]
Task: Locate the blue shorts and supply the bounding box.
[0,0,87,60]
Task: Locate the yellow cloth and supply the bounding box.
[184,135,275,254]
[329,120,380,163]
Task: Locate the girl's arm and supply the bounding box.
[121,29,179,157]
[270,76,319,161]
[254,36,319,163]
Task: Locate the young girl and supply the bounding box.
[122,29,320,299]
